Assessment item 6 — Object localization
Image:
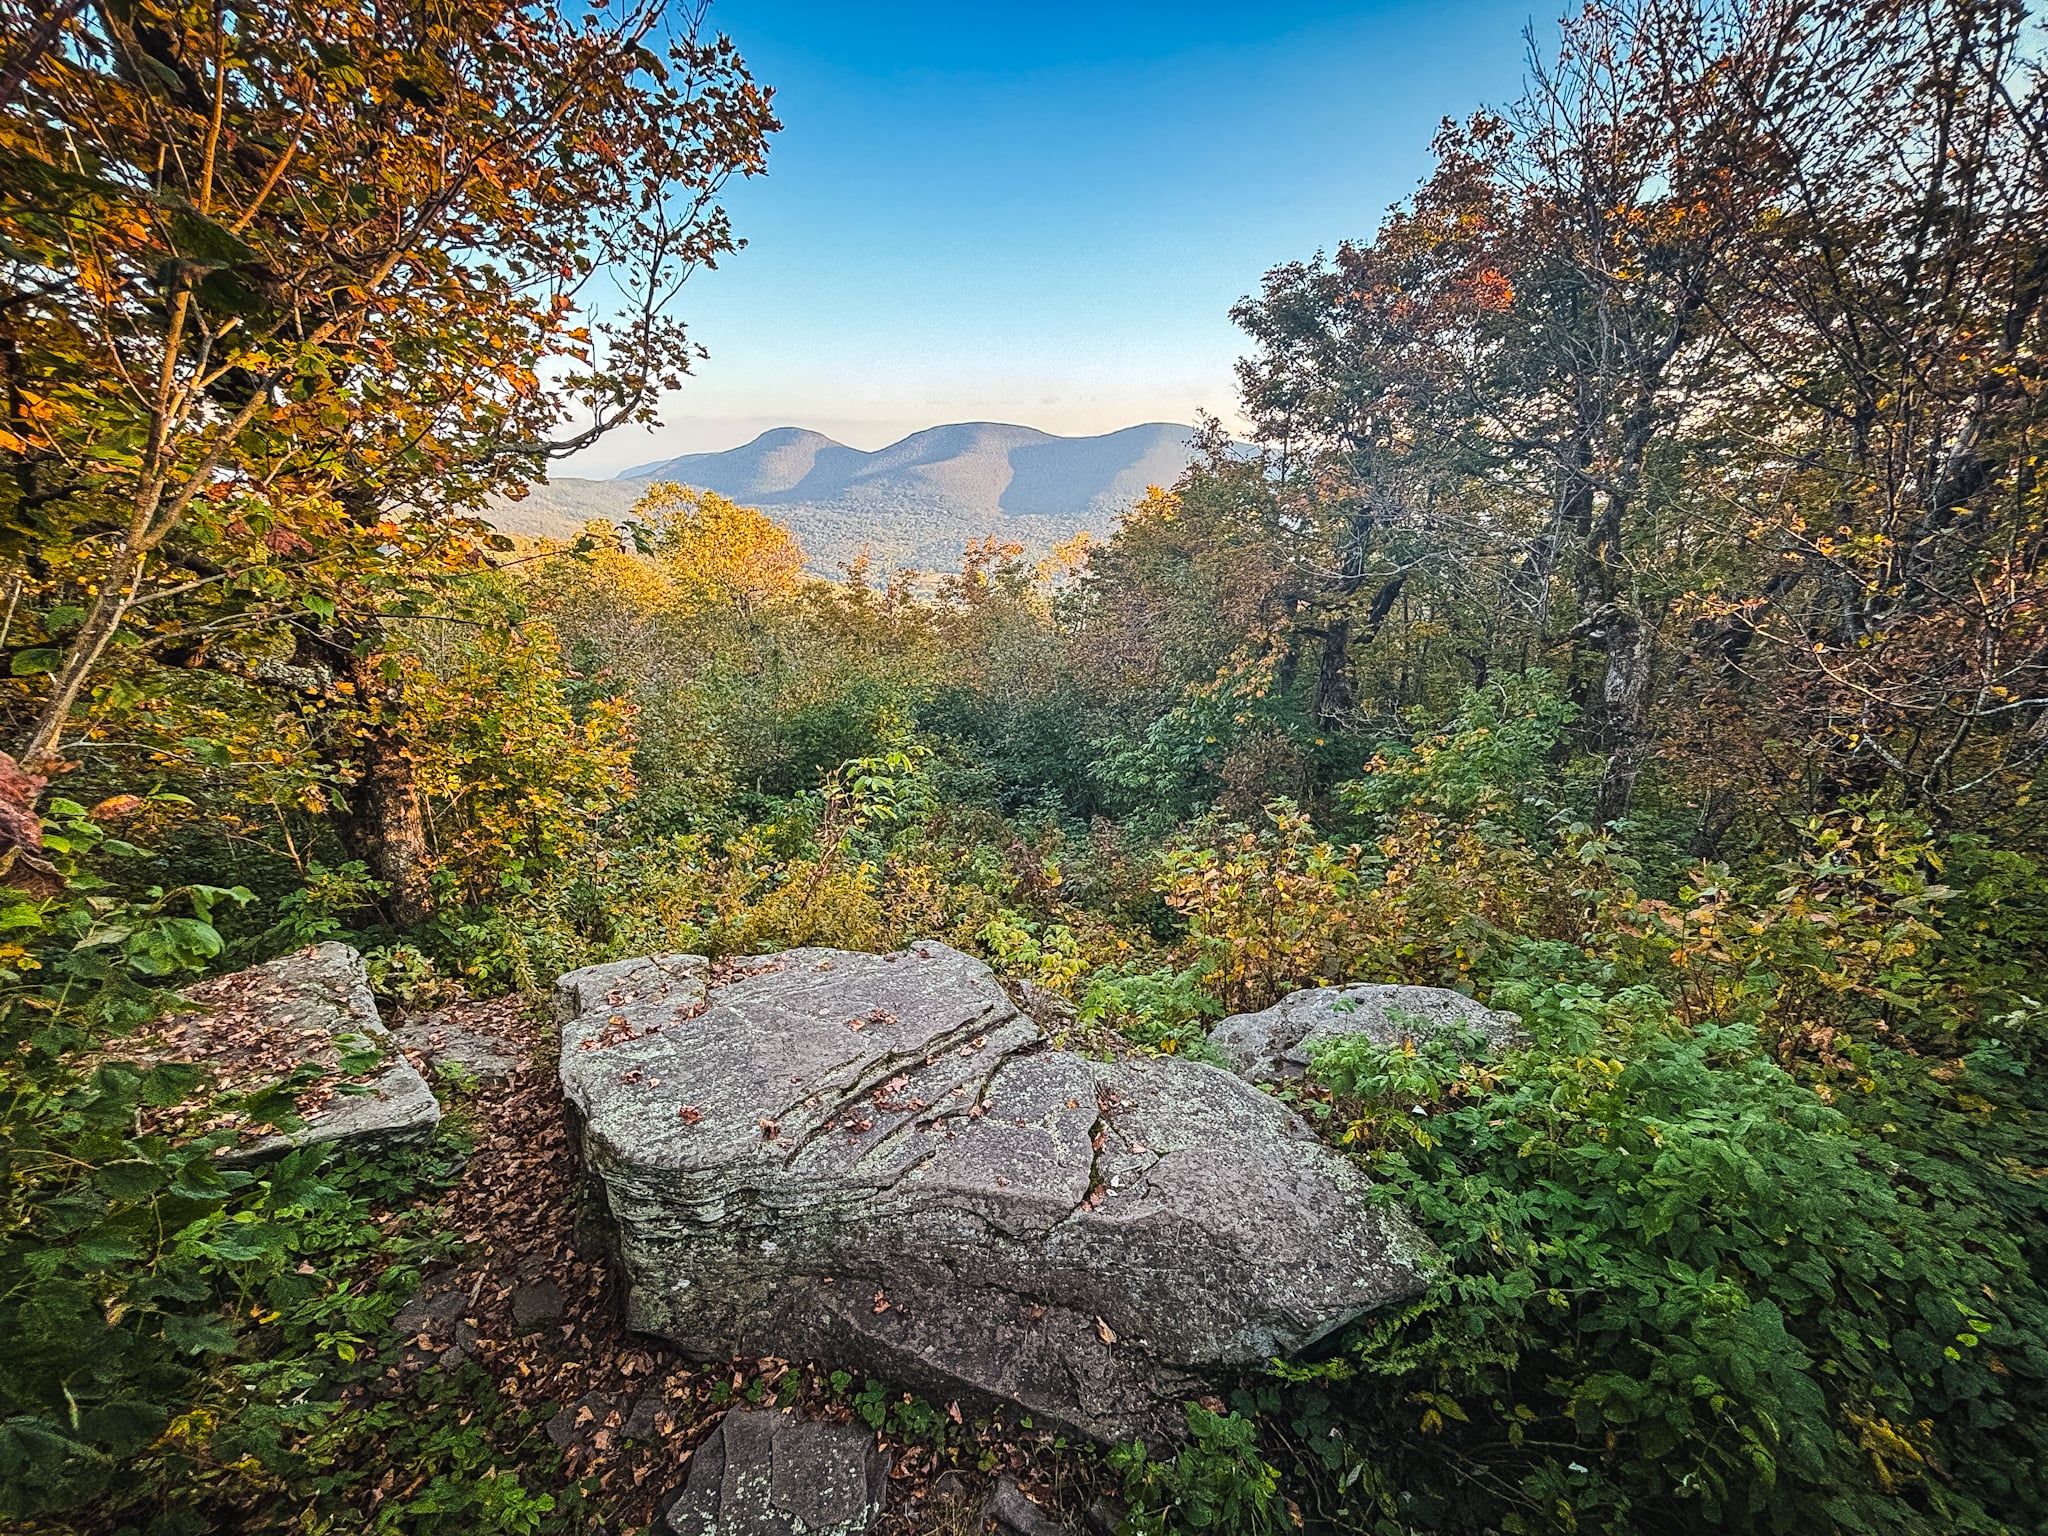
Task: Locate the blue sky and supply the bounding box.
[567,1,1545,473]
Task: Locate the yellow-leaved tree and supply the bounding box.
[629,483,807,615]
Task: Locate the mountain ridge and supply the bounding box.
[487,420,1200,572]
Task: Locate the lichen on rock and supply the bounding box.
[557,941,1427,1445]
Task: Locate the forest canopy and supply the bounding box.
[1,0,2044,1534]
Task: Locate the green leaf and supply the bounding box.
[303,593,337,622]
[140,1061,204,1108]
[10,647,60,675]
[167,209,257,265]
[160,1311,236,1355]
[121,916,226,976]
[0,900,48,931]
[98,1160,168,1201]
[201,1221,284,1262]
[169,1160,230,1202]
[137,1262,210,1304]
[71,1227,144,1267]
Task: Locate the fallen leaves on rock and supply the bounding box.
[133,954,393,1145]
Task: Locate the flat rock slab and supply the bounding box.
[558,943,1425,1445]
[1211,983,1521,1085]
[665,1407,889,1536]
[164,942,439,1161]
[394,1000,531,1085]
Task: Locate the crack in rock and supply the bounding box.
[558,941,1430,1446]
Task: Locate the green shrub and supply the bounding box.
[1288,972,2048,1535]
[1112,1404,1283,1535]
[0,805,469,1525]
[1078,963,1225,1062]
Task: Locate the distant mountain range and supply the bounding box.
[485,421,1199,571]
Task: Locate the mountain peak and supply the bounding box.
[617,420,1184,488]
[746,425,844,448]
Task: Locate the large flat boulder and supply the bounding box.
[1211,983,1520,1085]
[557,943,1425,1445]
[159,942,440,1161]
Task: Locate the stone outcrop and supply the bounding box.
[171,942,440,1161]
[665,1407,890,1536]
[1210,982,1521,1085]
[556,943,1426,1445]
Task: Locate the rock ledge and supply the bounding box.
[168,942,439,1161]
[557,942,1425,1444]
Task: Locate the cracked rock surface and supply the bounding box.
[556,943,1426,1444]
[664,1407,889,1536]
[1211,983,1522,1085]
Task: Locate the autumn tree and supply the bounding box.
[1688,0,2048,820]
[0,0,776,917]
[1237,0,1811,819]
[1226,0,2045,836]
[625,482,807,616]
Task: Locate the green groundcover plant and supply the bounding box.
[1243,968,2048,1536]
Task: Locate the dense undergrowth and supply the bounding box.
[8,643,2043,1533]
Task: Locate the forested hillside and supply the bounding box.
[2,1,2045,1535]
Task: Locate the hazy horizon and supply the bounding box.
[599,414,1198,477]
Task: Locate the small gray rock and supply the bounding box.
[624,1393,668,1441]
[929,1469,972,1503]
[1211,983,1520,1084]
[1083,1496,1125,1536]
[511,1278,566,1330]
[394,1009,528,1085]
[665,1407,889,1536]
[982,1478,1067,1536]
[394,1281,478,1372]
[547,1391,632,1452]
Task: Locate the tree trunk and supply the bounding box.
[203,614,437,926]
[337,633,434,927]
[347,716,434,927]
[1312,612,1354,728]
[18,547,138,767]
[279,616,436,927]
[1594,603,1657,824]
